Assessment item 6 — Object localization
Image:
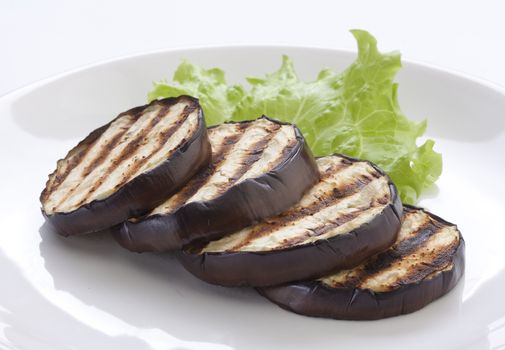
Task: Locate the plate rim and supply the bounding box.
[2,44,505,101]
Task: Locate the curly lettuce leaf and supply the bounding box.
[232,56,337,150]
[148,30,442,204]
[148,60,244,125]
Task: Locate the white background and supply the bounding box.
[2,0,505,96]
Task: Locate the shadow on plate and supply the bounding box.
[38,221,505,349]
[39,222,265,345]
[0,248,150,350]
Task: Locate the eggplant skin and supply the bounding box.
[41,96,211,236]
[177,155,403,287]
[112,118,320,252]
[258,207,465,320]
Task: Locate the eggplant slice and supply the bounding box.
[258,206,465,320]
[178,154,403,287]
[113,116,319,252]
[40,95,211,236]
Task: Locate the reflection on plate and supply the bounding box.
[0,46,504,350]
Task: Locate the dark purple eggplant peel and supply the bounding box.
[258,205,465,320]
[178,154,403,287]
[40,96,211,236]
[112,116,320,252]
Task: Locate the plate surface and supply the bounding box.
[1,46,504,350]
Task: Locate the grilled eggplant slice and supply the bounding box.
[113,116,319,252]
[178,154,403,287]
[40,96,211,236]
[258,206,465,320]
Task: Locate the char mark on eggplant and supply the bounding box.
[200,156,393,253]
[178,154,403,287]
[113,116,320,252]
[150,118,296,216]
[41,95,211,236]
[258,206,465,320]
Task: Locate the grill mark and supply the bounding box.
[72,104,169,208]
[370,168,383,179]
[185,121,282,203]
[375,193,390,206]
[319,158,354,179]
[278,139,297,164]
[158,128,246,213]
[227,123,281,184]
[49,115,141,210]
[274,207,371,249]
[236,120,253,131]
[325,270,363,289]
[43,124,113,203]
[425,263,454,281]
[228,169,381,251]
[403,206,418,215]
[43,146,91,204]
[262,137,298,173]
[387,239,459,290]
[80,123,134,179]
[198,123,282,199]
[397,210,431,241]
[330,218,445,289]
[113,105,194,190]
[321,211,427,288]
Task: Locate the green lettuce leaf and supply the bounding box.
[148,60,245,125]
[148,30,442,204]
[232,55,337,150]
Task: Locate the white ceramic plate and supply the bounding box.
[1,46,504,350]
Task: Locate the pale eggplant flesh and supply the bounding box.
[258,206,465,320]
[178,154,403,287]
[112,116,320,252]
[40,96,211,236]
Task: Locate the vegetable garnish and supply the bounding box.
[148,30,442,204]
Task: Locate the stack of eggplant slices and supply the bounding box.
[40,95,465,320]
